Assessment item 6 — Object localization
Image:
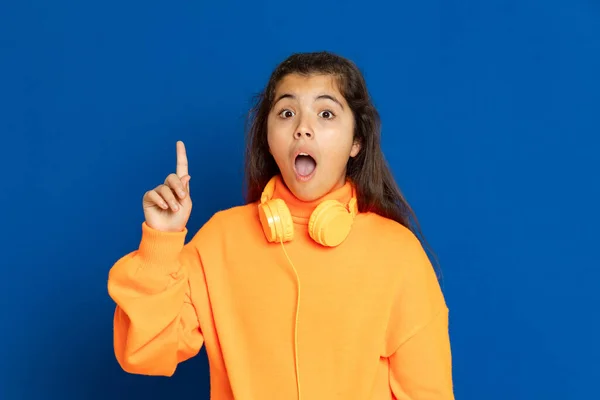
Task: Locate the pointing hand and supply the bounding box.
[142,141,192,232]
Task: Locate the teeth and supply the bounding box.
[299,152,308,156]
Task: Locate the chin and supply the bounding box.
[282,171,331,202]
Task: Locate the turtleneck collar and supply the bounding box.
[269,175,355,224]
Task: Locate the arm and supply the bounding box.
[385,235,455,399]
[107,222,205,377]
[389,308,454,399]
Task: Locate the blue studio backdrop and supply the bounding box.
[1,1,599,399]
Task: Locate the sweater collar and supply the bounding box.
[267,175,356,223]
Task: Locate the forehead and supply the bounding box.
[274,73,343,98]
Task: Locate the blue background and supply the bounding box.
[2,0,599,399]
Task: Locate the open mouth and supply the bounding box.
[294,152,317,179]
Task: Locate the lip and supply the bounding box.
[293,148,317,161]
[292,148,318,182]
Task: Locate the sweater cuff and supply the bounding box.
[137,222,188,267]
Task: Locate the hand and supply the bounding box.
[142,141,192,232]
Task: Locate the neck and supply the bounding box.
[270,175,354,224]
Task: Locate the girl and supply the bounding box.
[108,51,454,399]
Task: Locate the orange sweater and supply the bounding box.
[107,175,454,399]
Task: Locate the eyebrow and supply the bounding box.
[273,93,345,110]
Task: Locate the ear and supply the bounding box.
[349,140,361,158]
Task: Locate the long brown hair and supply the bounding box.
[243,51,439,273]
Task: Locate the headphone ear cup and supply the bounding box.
[308,200,354,247]
[258,198,294,243]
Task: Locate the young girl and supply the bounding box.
[108,51,454,399]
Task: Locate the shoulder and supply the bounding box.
[355,211,423,250]
[188,202,260,243]
[354,211,436,278]
[209,202,259,228]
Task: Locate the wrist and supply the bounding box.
[137,222,188,266]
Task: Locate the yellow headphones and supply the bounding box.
[257,175,358,247]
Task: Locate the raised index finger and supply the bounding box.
[176,140,188,177]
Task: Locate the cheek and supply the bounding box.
[321,143,351,167]
[266,127,286,159]
[266,118,278,152]
[320,125,356,166]
[268,115,293,138]
[324,122,355,150]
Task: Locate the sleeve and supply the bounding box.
[384,235,455,399]
[107,221,206,377]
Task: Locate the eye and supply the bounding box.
[278,109,295,119]
[319,110,335,119]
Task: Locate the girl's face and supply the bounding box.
[267,73,361,202]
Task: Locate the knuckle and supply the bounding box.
[162,187,175,199]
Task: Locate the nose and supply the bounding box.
[294,130,313,139]
[293,112,314,139]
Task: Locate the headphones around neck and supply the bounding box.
[257,175,358,247]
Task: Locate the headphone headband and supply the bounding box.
[260,176,277,205]
[260,175,358,214]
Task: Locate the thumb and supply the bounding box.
[184,175,191,193]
